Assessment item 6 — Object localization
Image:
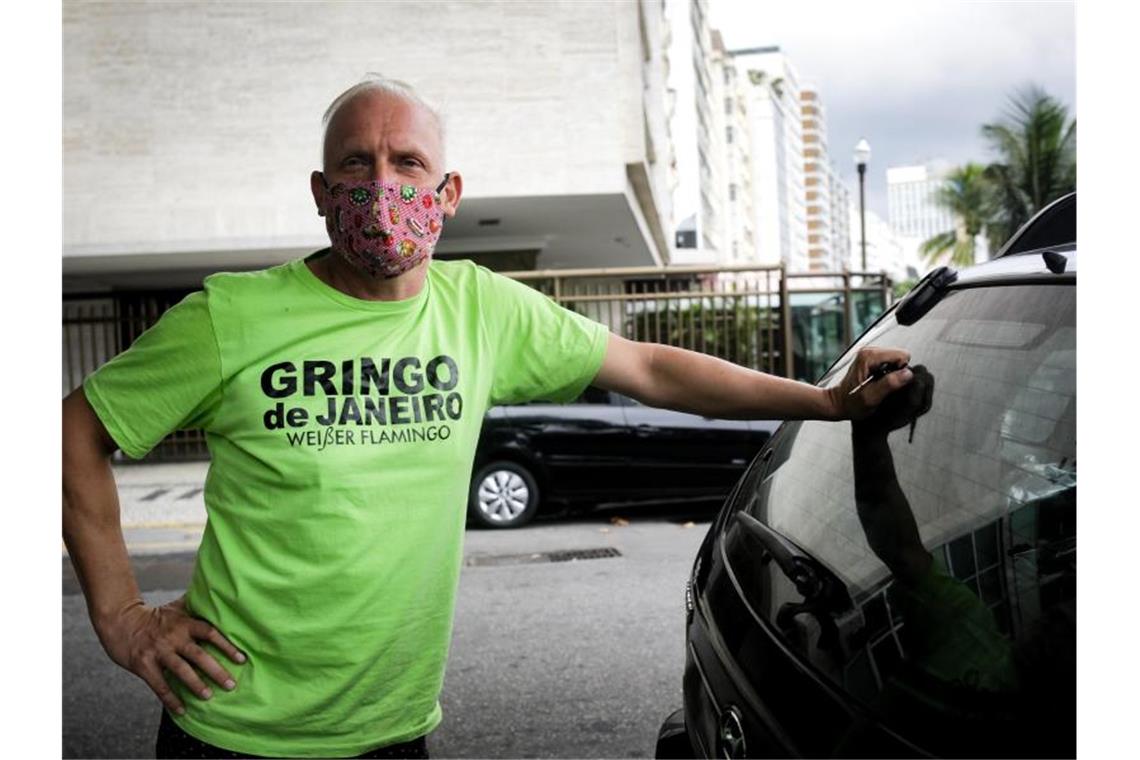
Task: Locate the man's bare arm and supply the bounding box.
[592,333,912,421]
[62,388,245,714]
[62,389,141,625]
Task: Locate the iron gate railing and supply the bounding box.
[63,291,210,462]
[504,264,893,383]
[63,265,893,462]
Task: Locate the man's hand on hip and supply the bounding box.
[96,595,246,716]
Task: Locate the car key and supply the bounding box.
[848,360,909,396]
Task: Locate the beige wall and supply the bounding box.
[64,1,661,260]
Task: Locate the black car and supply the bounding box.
[468,386,777,528]
[657,194,1076,758]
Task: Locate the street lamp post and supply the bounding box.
[854,138,871,271]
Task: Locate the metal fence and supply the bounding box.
[504,264,893,383]
[63,264,892,462]
[63,291,210,461]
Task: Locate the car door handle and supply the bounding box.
[635,424,656,437]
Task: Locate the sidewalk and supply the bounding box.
[100,461,210,555]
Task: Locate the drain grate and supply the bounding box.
[547,547,622,562]
[466,546,622,568]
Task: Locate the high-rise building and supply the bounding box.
[711,30,756,265]
[64,1,676,292]
[886,161,955,242]
[666,0,728,262]
[670,36,855,274]
[728,46,808,271]
[825,160,853,271]
[800,85,838,273]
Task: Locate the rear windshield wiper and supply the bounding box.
[732,512,862,655]
[734,511,825,598]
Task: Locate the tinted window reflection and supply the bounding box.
[741,285,1075,756]
[573,385,614,405]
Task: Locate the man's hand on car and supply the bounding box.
[852,364,935,437]
[828,346,914,421]
[95,595,246,716]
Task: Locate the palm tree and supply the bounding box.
[920,163,990,267]
[981,86,1076,253]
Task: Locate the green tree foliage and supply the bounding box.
[625,299,778,371]
[893,277,919,300]
[920,163,990,267]
[920,86,1076,265]
[981,86,1076,253]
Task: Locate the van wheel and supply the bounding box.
[468,461,539,529]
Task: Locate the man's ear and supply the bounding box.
[310,171,327,217]
[439,171,463,218]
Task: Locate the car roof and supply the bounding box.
[953,245,1076,288]
[995,192,1076,258]
[946,191,1077,287]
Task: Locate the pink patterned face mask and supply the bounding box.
[317,174,448,278]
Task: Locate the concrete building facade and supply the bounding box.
[886,161,955,242]
[729,46,808,271]
[825,160,853,272]
[64,0,676,292]
[670,41,854,274]
[711,31,756,265]
[800,85,842,273]
[665,0,728,263]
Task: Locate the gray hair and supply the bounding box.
[320,74,447,167]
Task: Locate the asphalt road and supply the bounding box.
[63,508,713,759]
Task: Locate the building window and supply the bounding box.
[726,125,734,144]
[729,183,737,201]
[725,96,733,115]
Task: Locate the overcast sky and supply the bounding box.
[707,0,1076,221]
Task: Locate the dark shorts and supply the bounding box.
[155,710,430,759]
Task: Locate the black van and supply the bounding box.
[656,194,1076,758]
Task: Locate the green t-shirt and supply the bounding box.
[83,253,609,757]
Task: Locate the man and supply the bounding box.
[62,76,912,759]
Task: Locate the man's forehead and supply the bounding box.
[323,90,444,162]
